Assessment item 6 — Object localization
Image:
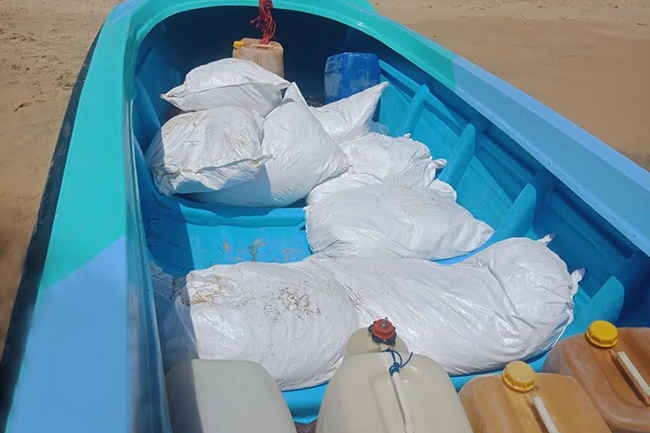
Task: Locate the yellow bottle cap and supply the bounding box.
[233,41,245,48]
[586,320,619,348]
[502,361,535,392]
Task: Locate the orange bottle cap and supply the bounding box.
[502,361,536,392]
[586,320,619,348]
[371,319,395,341]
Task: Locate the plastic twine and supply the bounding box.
[384,348,414,376]
[251,0,276,45]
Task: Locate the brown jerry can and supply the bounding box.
[459,360,612,432]
[544,321,650,433]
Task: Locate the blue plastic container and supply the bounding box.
[324,52,380,103]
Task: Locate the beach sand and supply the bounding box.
[0,0,648,353]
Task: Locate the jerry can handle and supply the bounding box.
[391,372,414,433]
[613,351,650,405]
[250,43,276,50]
[384,348,414,433]
[531,396,561,433]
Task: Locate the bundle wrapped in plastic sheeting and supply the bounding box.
[161,58,290,116]
[155,238,579,387]
[306,132,446,206]
[158,261,360,390]
[145,107,270,196]
[284,82,388,143]
[189,93,349,207]
[306,183,494,260]
[310,237,581,375]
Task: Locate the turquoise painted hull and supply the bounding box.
[1,0,649,431]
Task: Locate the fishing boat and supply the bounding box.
[1,0,649,431]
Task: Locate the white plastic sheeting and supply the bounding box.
[283,82,388,143]
[157,261,359,390]
[306,184,494,260]
[161,58,290,116]
[306,133,447,206]
[189,96,349,207]
[310,237,581,375]
[311,82,389,143]
[145,107,269,196]
[155,238,579,387]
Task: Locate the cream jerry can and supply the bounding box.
[317,319,473,433]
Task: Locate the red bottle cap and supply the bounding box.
[371,318,396,341]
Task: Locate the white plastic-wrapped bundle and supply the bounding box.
[162,58,290,116]
[156,238,579,387]
[306,183,493,260]
[158,261,360,390]
[189,95,349,207]
[145,107,269,196]
[306,133,446,206]
[284,81,388,143]
[310,237,581,375]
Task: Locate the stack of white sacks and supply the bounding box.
[150,58,581,390]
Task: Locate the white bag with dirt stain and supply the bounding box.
[162,58,290,116]
[156,237,579,386]
[189,94,349,207]
[158,261,359,390]
[145,107,269,196]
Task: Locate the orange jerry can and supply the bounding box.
[459,361,612,432]
[232,38,284,78]
[544,321,650,433]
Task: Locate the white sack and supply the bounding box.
[145,107,269,196]
[306,133,446,206]
[306,184,494,259]
[158,261,360,390]
[284,82,388,143]
[312,82,388,142]
[310,237,580,375]
[162,58,290,116]
[189,96,349,207]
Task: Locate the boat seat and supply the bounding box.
[165,360,297,433]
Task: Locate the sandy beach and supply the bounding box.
[0,0,648,352]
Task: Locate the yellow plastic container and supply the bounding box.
[232,38,284,77]
[459,361,612,433]
[544,322,650,433]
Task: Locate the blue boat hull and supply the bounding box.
[2,1,649,432]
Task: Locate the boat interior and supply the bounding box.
[130,4,650,420]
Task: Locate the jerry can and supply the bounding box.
[165,360,296,433]
[459,360,612,432]
[317,320,473,433]
[232,38,284,77]
[544,321,650,433]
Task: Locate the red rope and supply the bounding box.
[251,0,276,45]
